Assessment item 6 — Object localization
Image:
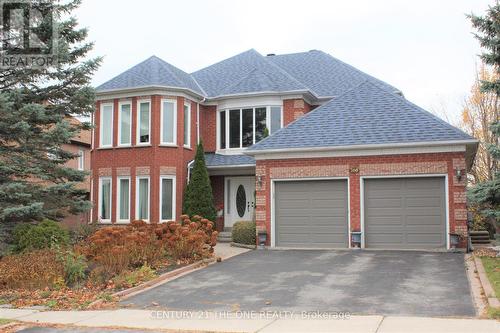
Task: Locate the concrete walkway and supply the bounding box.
[1,308,499,333]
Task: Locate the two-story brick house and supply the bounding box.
[92,49,477,250]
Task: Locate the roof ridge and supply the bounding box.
[262,54,310,92]
[319,51,401,95]
[356,80,473,138]
[191,49,259,74]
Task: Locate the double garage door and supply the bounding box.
[274,177,446,249]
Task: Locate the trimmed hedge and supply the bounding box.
[232,221,256,245]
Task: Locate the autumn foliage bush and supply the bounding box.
[80,216,218,279]
[0,249,65,290]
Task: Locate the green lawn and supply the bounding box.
[481,257,500,298]
[0,318,12,325]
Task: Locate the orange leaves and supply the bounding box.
[0,249,65,290]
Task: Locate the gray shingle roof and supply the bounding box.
[191,49,307,98]
[96,50,402,99]
[266,50,400,97]
[205,153,255,167]
[246,81,474,152]
[96,56,204,95]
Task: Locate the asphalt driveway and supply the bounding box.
[121,250,476,317]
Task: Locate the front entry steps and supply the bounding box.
[217,228,232,243]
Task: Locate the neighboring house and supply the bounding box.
[91,49,477,250]
[61,117,91,226]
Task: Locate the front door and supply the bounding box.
[225,176,255,228]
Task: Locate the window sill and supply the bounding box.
[159,143,178,148]
[183,145,192,150]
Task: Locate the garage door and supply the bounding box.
[364,177,446,249]
[275,180,348,248]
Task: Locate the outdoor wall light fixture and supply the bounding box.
[455,168,463,181]
[257,175,263,188]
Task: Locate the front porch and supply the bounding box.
[204,153,256,233]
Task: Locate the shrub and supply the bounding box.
[56,248,88,287]
[79,220,163,278]
[68,222,99,244]
[13,219,69,253]
[80,217,218,280]
[182,141,217,222]
[163,215,218,260]
[0,249,65,290]
[231,221,256,245]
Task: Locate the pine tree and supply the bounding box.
[0,0,101,227]
[183,141,216,222]
[467,4,500,226]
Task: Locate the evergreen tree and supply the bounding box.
[183,141,216,222]
[467,4,500,225]
[0,0,101,225]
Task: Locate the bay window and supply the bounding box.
[137,100,151,144]
[99,177,112,222]
[218,106,282,150]
[117,177,130,222]
[161,99,177,145]
[119,101,132,146]
[99,103,113,147]
[184,102,191,148]
[160,176,176,221]
[136,176,150,221]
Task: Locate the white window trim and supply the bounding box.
[159,175,176,222]
[99,103,113,148]
[184,102,191,148]
[116,176,131,224]
[118,101,132,146]
[135,176,150,222]
[136,99,151,145]
[216,105,282,151]
[77,149,84,171]
[160,98,178,146]
[98,177,112,223]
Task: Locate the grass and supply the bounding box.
[481,257,500,298]
[0,318,12,325]
[487,306,500,320]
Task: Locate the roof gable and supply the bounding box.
[96,56,204,95]
[247,80,473,152]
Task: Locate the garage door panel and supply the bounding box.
[365,177,446,249]
[276,180,348,248]
[367,198,403,208]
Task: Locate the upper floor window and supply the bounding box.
[137,100,151,145]
[77,149,84,170]
[161,99,177,145]
[100,103,113,147]
[119,101,132,146]
[184,102,191,148]
[218,106,282,150]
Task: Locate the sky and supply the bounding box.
[76,0,492,125]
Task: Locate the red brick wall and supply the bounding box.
[283,99,312,126]
[255,152,468,248]
[91,95,198,223]
[200,104,217,152]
